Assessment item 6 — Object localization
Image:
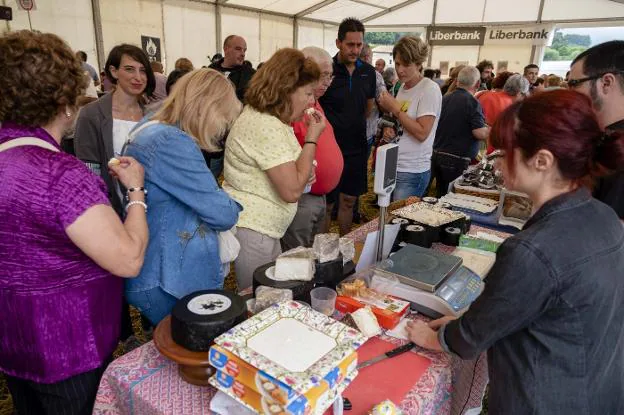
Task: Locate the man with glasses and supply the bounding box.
[569,40,624,219]
[320,18,377,235]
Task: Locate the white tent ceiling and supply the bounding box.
[211,0,624,27]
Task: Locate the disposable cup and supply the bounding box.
[310,287,337,316]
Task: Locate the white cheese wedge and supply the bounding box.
[273,247,315,282]
[351,307,382,338]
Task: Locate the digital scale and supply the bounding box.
[372,245,484,318]
[371,145,485,319]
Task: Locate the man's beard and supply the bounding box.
[590,80,604,112]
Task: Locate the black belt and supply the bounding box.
[433,150,471,163]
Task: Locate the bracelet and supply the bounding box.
[126,200,147,213]
[127,186,147,194]
[304,141,317,146]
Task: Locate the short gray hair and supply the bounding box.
[503,74,530,96]
[301,46,332,67]
[382,67,397,85]
[457,66,480,88]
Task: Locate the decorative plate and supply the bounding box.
[215,301,365,396]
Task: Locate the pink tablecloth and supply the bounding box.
[93,217,505,415]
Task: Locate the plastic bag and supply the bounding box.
[218,228,240,263]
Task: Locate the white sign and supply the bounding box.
[484,25,555,46]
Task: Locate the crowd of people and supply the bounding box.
[1,17,624,415]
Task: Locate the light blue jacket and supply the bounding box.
[123,120,242,298]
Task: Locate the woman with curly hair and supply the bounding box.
[223,48,325,291]
[0,31,149,414]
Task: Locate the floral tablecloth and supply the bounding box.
[93,201,507,415]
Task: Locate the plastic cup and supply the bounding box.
[310,287,337,316]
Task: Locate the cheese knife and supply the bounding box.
[357,342,416,370]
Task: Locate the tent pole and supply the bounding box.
[216,2,222,58]
[531,0,547,64]
[293,18,299,48]
[91,0,105,73]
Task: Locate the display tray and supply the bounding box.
[374,244,463,292]
[439,192,498,214]
[392,202,465,227]
[215,301,365,396]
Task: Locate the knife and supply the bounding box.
[357,342,416,370]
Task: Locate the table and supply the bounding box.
[93,203,509,415]
[344,214,511,415]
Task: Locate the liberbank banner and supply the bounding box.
[484,24,555,46]
[427,24,554,46]
[428,26,487,46]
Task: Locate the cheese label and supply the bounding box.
[187,293,232,315]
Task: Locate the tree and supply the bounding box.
[543,29,591,61]
[543,48,561,61]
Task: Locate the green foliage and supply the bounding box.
[543,48,561,61]
[544,29,591,61]
[364,32,421,46]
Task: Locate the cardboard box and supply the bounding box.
[209,344,357,410]
[335,295,409,329]
[210,369,357,415]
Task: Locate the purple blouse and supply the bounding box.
[0,122,123,383]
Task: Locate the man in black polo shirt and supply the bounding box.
[207,34,256,178]
[432,66,489,197]
[570,40,624,219]
[320,18,376,235]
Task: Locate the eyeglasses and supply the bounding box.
[320,72,334,82]
[568,71,624,88]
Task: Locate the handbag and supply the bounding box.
[218,227,240,263]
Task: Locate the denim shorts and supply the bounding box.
[392,170,432,201]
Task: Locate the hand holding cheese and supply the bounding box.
[304,108,325,144]
[107,156,145,193]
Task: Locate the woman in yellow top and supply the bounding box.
[223,48,325,291]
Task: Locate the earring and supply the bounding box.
[65,107,72,118]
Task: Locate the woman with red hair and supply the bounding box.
[407,89,624,414]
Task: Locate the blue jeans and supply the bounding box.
[126,286,179,326]
[392,170,432,201]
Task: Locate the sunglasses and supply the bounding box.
[568,71,623,88]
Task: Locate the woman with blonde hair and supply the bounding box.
[123,69,243,325]
[378,35,442,200]
[223,48,325,291]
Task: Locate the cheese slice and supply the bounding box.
[273,247,315,282]
[350,307,381,338]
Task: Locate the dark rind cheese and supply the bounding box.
[252,262,315,304]
[171,290,247,352]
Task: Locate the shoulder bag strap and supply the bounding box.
[0,137,60,153]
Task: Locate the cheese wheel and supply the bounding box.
[170,290,246,352]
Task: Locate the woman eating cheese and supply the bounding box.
[123,69,242,325]
[223,48,325,291]
[406,90,624,414]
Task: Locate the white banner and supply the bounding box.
[484,24,555,46]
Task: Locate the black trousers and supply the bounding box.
[431,151,471,198]
[6,361,109,415]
